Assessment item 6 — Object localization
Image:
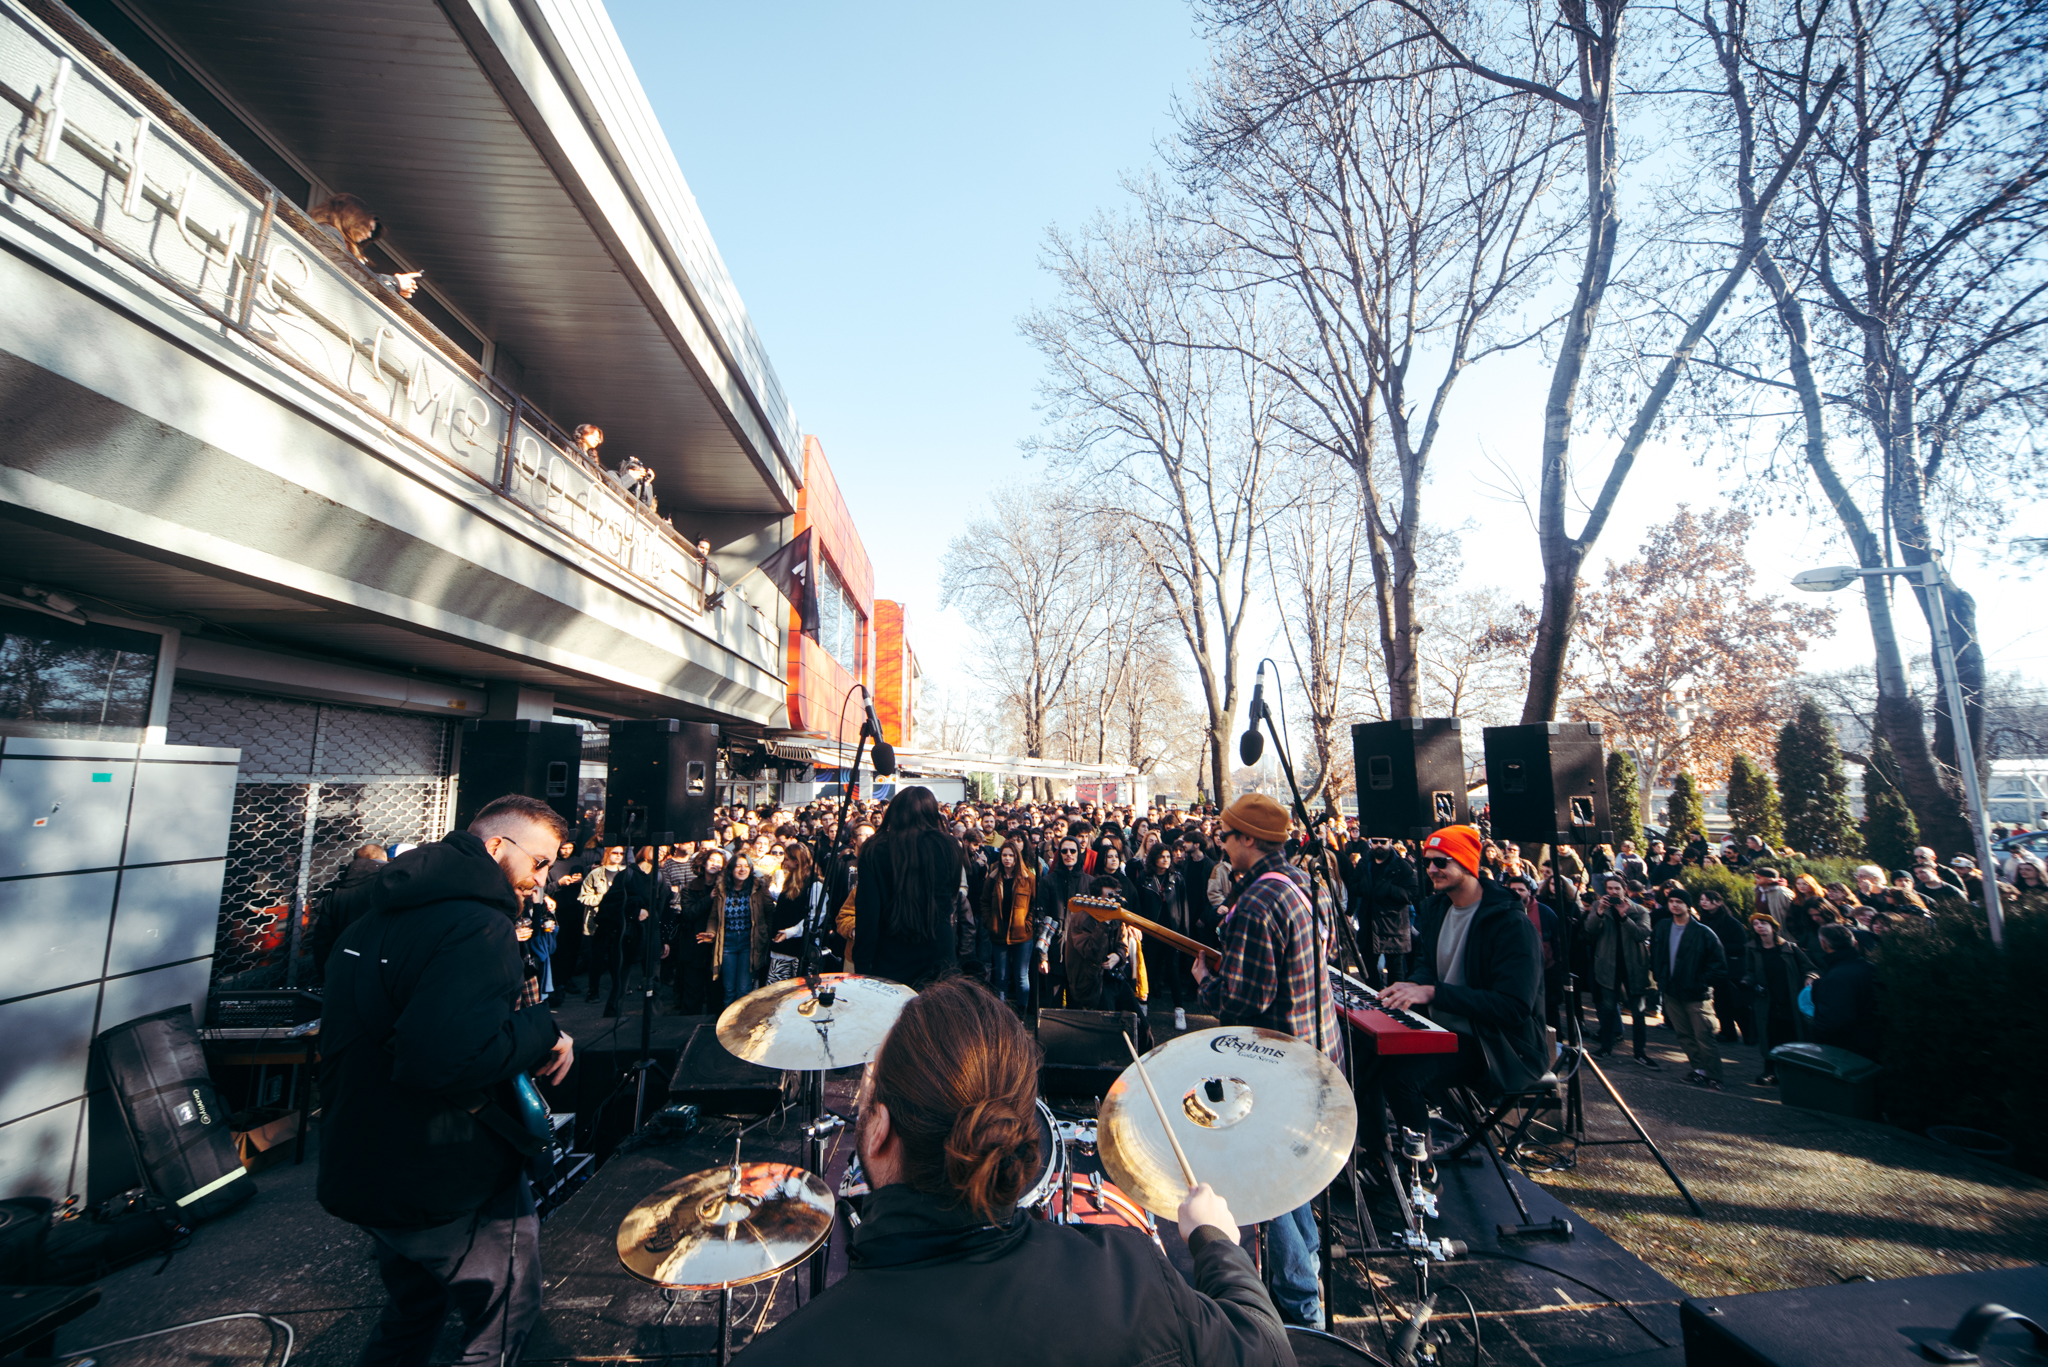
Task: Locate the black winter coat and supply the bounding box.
[1352,851,1418,955]
[1407,879,1548,1093]
[1650,918,1731,1002]
[311,855,386,982]
[1810,950,1882,1058]
[738,1185,1289,1367]
[317,832,560,1229]
[853,830,961,987]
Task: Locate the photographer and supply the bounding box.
[1580,874,1655,1066]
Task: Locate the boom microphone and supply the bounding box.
[860,686,897,776]
[1238,663,1266,766]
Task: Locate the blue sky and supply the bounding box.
[612,1,2044,722]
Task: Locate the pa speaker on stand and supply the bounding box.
[605,719,719,846]
[453,719,582,830]
[1350,718,1471,839]
[1481,721,1613,846]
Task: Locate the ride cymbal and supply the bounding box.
[715,973,917,1071]
[1097,1026,1356,1226]
[616,1162,833,1288]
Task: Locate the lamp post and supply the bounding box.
[1792,556,2003,949]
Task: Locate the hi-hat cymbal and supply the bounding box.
[616,1162,833,1288]
[716,973,917,1071]
[1098,1027,1356,1226]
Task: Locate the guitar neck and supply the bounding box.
[1069,897,1219,964]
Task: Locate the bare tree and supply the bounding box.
[1182,0,1571,717]
[1265,452,1371,803]
[1025,201,1286,793]
[940,485,1113,797]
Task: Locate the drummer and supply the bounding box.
[737,977,1291,1367]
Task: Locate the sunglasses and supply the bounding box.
[1422,855,1456,870]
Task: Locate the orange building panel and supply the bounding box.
[874,600,914,747]
[786,435,875,741]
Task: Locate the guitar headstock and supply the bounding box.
[1067,894,1121,921]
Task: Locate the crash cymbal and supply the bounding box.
[716,973,917,1071]
[1098,1026,1356,1226]
[616,1162,833,1288]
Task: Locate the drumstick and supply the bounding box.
[1123,1033,1197,1190]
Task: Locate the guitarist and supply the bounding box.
[319,795,576,1367]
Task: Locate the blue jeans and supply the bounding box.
[1267,1201,1322,1328]
[721,950,754,1005]
[1595,984,1648,1055]
[994,941,1033,1008]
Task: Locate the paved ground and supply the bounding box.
[1521,1014,2048,1297]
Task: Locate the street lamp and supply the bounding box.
[1793,555,2004,948]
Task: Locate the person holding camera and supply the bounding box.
[1580,874,1655,1066]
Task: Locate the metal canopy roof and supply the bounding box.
[112,0,799,515]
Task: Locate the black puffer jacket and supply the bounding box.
[739,1185,1289,1367]
[1351,850,1418,954]
[309,855,386,983]
[1407,878,1548,1093]
[317,831,560,1229]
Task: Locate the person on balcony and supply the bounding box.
[573,424,604,469]
[308,192,422,299]
[617,454,656,508]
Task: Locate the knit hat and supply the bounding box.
[1220,792,1291,844]
[1421,825,1483,877]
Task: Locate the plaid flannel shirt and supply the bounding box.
[1197,853,1343,1064]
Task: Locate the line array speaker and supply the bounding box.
[1351,718,1471,839]
[605,719,719,847]
[454,719,582,831]
[1481,722,1612,846]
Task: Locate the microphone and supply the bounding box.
[860,686,897,776]
[1238,663,1266,766]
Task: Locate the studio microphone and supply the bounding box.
[1239,663,1266,766]
[860,686,897,776]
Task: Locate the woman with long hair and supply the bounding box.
[711,852,775,1006]
[1784,873,1829,944]
[675,846,726,1013]
[581,845,626,1004]
[982,840,1037,1012]
[854,786,963,986]
[1134,842,1191,1013]
[593,846,660,1017]
[1742,912,1818,1084]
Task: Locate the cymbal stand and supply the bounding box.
[1351,1126,1471,1366]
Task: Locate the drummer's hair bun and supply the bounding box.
[871,975,1043,1225]
[946,1098,1034,1219]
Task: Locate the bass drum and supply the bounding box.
[1285,1326,1390,1366]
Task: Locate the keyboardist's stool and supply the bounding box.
[1440,1074,1571,1238]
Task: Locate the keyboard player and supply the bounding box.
[1374,826,1549,1145]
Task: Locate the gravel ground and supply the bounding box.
[1518,1017,2048,1297]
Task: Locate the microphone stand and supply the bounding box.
[1245,670,1381,1318]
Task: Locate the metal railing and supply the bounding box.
[0,0,721,621]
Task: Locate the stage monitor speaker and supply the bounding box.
[1351,718,1470,839]
[668,1024,786,1116]
[1037,1009,1139,1099]
[1482,722,1612,847]
[605,719,718,847]
[454,720,582,831]
[96,1005,254,1222]
[1679,1264,2048,1367]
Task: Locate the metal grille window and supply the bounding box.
[167,685,455,988]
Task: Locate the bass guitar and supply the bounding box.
[510,1073,556,1185]
[1065,895,1222,969]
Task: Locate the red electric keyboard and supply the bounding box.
[1329,968,1459,1055]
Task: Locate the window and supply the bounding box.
[816,556,863,679]
[0,608,160,741]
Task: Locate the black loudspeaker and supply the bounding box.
[1351,719,1471,839]
[605,719,718,847]
[1482,722,1613,846]
[1037,1009,1139,1098]
[454,720,582,831]
[95,1006,254,1222]
[1680,1265,2048,1367]
[667,1024,786,1116]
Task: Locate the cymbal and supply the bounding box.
[716,973,917,1071]
[1098,1026,1356,1226]
[616,1162,833,1288]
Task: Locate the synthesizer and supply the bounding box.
[1329,968,1459,1055]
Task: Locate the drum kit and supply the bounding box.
[613,974,1358,1364]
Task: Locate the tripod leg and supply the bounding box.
[1582,1053,1707,1218]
